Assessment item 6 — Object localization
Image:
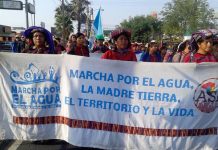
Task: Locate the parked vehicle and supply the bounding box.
[0,41,13,52]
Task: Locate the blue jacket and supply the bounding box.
[140,51,162,62]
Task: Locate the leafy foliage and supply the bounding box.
[55,5,73,41]
[54,0,90,41]
[69,0,90,33]
[120,15,162,43]
[161,0,216,36]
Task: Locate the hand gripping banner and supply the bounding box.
[0,52,218,149]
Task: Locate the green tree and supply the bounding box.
[161,0,216,36]
[69,0,90,33]
[54,4,74,42]
[120,15,162,43]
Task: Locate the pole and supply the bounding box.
[86,7,89,37]
[33,0,35,26]
[25,0,29,28]
[61,0,66,42]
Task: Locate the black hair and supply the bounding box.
[177,40,190,52]
[190,31,212,53]
[75,32,85,39]
[113,33,131,50]
[148,42,158,50]
[30,29,47,41]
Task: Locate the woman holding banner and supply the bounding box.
[101,28,137,61]
[183,29,217,63]
[22,26,55,54]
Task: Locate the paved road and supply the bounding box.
[0,140,102,150]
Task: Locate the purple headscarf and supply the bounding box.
[24,26,55,54]
[190,29,213,53]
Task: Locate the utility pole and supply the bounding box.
[88,8,93,38]
[25,0,29,28]
[61,0,66,42]
[33,0,35,26]
[86,7,90,38]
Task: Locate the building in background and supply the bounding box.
[150,11,158,19]
[12,27,25,34]
[0,25,15,52]
[0,25,14,41]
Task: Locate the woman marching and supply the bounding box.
[67,32,89,57]
[172,40,190,62]
[101,28,137,61]
[140,40,162,62]
[183,29,217,63]
[22,26,55,54]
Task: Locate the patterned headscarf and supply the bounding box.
[110,28,131,41]
[110,28,131,50]
[24,26,55,54]
[190,29,213,53]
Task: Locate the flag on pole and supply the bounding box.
[93,9,103,36]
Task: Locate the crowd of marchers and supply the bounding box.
[11,26,218,63]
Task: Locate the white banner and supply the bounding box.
[0,52,218,149]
